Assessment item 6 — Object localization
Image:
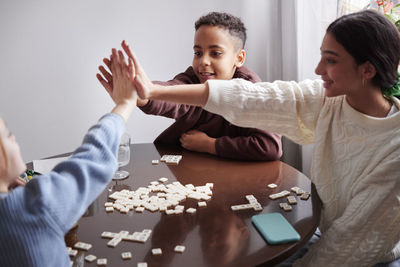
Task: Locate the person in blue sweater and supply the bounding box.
[0,48,137,266]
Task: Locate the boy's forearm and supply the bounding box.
[149,83,209,107]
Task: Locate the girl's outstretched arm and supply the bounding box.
[120,40,210,107]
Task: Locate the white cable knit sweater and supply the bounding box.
[205,78,400,267]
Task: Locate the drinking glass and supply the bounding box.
[113,132,130,180]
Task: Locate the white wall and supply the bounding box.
[0,0,263,162]
[0,0,326,167]
[296,0,338,177]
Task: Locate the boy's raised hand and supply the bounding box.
[121,40,154,101]
[97,46,149,107]
[97,48,137,122]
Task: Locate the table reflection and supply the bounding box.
[55,143,320,267]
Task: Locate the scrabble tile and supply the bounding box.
[186,208,197,214]
[245,195,257,203]
[287,196,297,205]
[159,177,168,183]
[85,254,97,262]
[268,183,278,189]
[120,207,129,214]
[97,258,107,265]
[152,248,162,255]
[135,207,145,213]
[142,229,152,235]
[290,186,301,193]
[231,204,253,211]
[105,206,114,212]
[269,190,290,200]
[68,249,78,257]
[252,203,263,211]
[165,209,176,215]
[283,205,293,211]
[174,245,186,253]
[291,186,305,195]
[198,201,207,207]
[101,232,117,238]
[175,205,185,211]
[121,251,132,260]
[73,241,92,251]
[107,237,122,247]
[300,192,311,200]
[123,234,141,242]
[138,233,150,243]
[279,202,293,211]
[118,231,130,238]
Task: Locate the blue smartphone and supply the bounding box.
[251,213,300,245]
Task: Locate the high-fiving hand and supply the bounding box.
[97,40,209,121]
[120,41,154,101]
[96,43,141,122]
[97,41,154,107]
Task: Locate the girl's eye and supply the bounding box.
[194,51,202,57]
[326,58,336,64]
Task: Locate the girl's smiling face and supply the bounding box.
[315,32,364,98]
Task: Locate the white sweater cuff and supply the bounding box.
[204,79,239,114]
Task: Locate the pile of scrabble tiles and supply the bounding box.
[67,241,111,266]
[231,195,263,212]
[106,178,214,215]
[230,185,311,213]
[268,185,310,212]
[68,229,187,266]
[157,154,183,165]
[101,229,152,247]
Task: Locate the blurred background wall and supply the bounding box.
[0,0,337,176]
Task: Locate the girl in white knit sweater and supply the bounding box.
[101,10,400,267]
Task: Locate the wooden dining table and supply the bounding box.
[34,143,321,267]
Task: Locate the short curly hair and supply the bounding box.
[195,12,247,49]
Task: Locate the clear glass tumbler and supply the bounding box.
[112,132,130,180]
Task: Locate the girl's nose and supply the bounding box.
[315,60,324,76]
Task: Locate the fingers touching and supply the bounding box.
[97,40,149,103]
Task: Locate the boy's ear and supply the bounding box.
[235,49,246,68]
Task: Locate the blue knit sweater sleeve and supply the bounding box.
[21,113,124,233]
[0,113,125,267]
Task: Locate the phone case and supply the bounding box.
[251,213,301,245]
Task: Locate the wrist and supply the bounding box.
[208,137,217,155]
[149,84,162,100]
[137,98,149,107]
[112,101,136,122]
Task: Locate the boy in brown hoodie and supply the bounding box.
[98,12,282,161]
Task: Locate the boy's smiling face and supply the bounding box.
[192,25,245,83]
